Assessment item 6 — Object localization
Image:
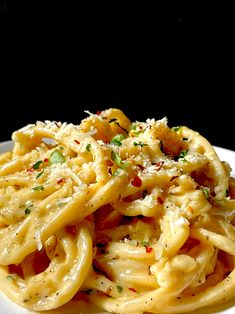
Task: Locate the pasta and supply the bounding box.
[0,108,235,314]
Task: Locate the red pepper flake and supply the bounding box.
[57,178,66,184]
[27,168,34,173]
[66,225,76,236]
[129,287,137,292]
[131,176,142,188]
[96,110,101,116]
[158,196,164,205]
[146,246,153,253]
[106,159,114,167]
[74,139,80,144]
[44,158,49,163]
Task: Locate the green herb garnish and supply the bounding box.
[178,150,188,158]
[111,151,123,167]
[133,141,147,147]
[32,185,44,191]
[50,149,65,164]
[177,149,188,162]
[117,285,123,293]
[36,171,44,179]
[201,187,210,198]
[24,207,32,215]
[110,134,125,146]
[130,123,137,130]
[33,160,43,169]
[141,240,149,247]
[172,126,182,132]
[33,160,45,179]
[130,123,145,136]
[86,144,91,152]
[111,151,129,169]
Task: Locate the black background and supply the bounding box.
[1,2,234,151]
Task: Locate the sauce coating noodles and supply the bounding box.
[0,108,235,313]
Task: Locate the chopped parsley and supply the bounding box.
[32,160,45,179]
[177,149,188,162]
[32,185,44,191]
[86,144,91,152]
[141,240,149,247]
[111,151,129,169]
[24,207,32,215]
[110,134,125,146]
[33,160,44,170]
[36,171,44,179]
[50,149,66,164]
[117,285,123,293]
[178,150,188,158]
[133,141,147,147]
[130,123,145,136]
[172,126,182,132]
[201,187,210,198]
[130,123,137,130]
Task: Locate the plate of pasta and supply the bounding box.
[1,108,235,314]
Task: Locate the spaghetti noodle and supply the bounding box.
[0,108,235,313]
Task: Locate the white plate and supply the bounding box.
[0,141,235,314]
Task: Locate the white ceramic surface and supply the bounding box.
[0,141,235,314]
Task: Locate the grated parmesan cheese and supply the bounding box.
[35,231,43,251]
